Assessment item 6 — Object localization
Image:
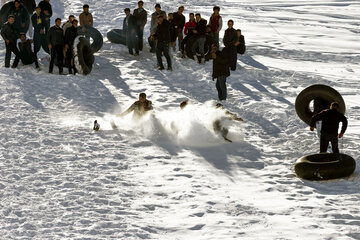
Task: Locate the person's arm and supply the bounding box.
[89,13,93,26]
[339,115,348,138]
[217,17,222,32]
[31,14,36,27]
[46,28,52,48]
[184,22,188,35]
[117,104,135,117]
[309,111,325,131]
[142,11,147,28]
[79,13,84,27]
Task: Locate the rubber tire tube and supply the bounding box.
[74,36,94,75]
[0,2,30,32]
[107,29,126,45]
[76,26,103,53]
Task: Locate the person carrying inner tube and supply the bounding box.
[310,102,348,153]
[9,0,27,36]
[17,32,39,68]
[116,92,153,120]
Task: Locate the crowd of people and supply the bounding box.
[122,2,246,101]
[1,0,93,74]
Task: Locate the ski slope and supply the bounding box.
[0,0,359,239]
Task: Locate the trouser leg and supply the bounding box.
[319,133,329,153]
[11,44,20,68]
[156,42,164,68]
[215,78,222,100]
[191,38,199,56]
[55,45,64,73]
[198,37,206,58]
[177,30,183,51]
[5,43,12,68]
[330,134,339,153]
[162,42,171,68]
[137,28,143,51]
[217,76,227,100]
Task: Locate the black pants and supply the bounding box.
[126,31,139,55]
[180,34,192,54]
[49,45,64,73]
[65,50,75,74]
[4,42,20,68]
[148,36,156,53]
[20,52,39,68]
[156,41,171,68]
[223,45,237,71]
[136,27,144,51]
[215,76,227,101]
[320,132,339,153]
[33,32,50,54]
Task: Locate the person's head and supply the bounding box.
[55,18,61,27]
[83,4,89,13]
[124,8,130,16]
[8,15,15,24]
[178,6,184,14]
[68,15,75,22]
[167,13,173,20]
[195,13,201,22]
[35,6,41,14]
[138,1,144,8]
[14,0,20,9]
[236,29,242,37]
[158,15,164,24]
[206,25,212,33]
[155,3,161,11]
[228,20,234,28]
[213,6,220,14]
[189,13,195,22]
[330,102,340,111]
[72,19,78,27]
[139,93,147,102]
[180,100,188,110]
[45,0,50,2]
[19,33,26,42]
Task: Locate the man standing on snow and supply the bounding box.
[123,8,139,56]
[180,12,196,57]
[211,44,230,101]
[209,6,222,47]
[47,18,64,74]
[32,5,49,54]
[172,5,185,52]
[223,19,239,71]
[153,15,172,71]
[9,0,27,36]
[236,29,246,55]
[20,0,36,37]
[79,4,93,36]
[1,15,20,68]
[310,102,347,153]
[117,93,153,119]
[191,13,207,64]
[133,1,147,51]
[149,3,166,53]
[64,19,78,75]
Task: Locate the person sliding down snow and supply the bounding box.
[117,93,153,119]
[213,103,243,142]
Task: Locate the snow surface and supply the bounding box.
[1,0,360,239]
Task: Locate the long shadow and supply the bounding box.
[239,54,269,70]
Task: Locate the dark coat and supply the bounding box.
[123,14,137,35]
[195,18,207,37]
[9,4,27,33]
[21,0,36,14]
[1,22,18,43]
[133,8,147,28]
[31,13,46,33]
[168,19,176,42]
[154,19,170,43]
[47,25,63,46]
[237,34,246,54]
[172,12,185,30]
[212,50,230,78]
[223,28,238,47]
[18,39,36,63]
[310,109,348,135]
[38,0,52,17]
[64,26,77,48]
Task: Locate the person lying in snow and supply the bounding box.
[117,92,153,119]
[213,103,243,142]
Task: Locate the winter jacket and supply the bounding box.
[212,50,230,78]
[31,13,46,33]
[20,0,36,14]
[9,4,27,32]
[184,21,196,36]
[150,10,166,33]
[172,12,185,30]
[64,25,77,48]
[154,19,170,43]
[18,39,35,62]
[209,14,222,33]
[133,8,147,28]
[223,28,238,47]
[237,34,246,54]
[123,14,137,35]
[1,22,18,43]
[194,18,207,37]
[47,25,63,46]
[310,109,348,135]
[38,0,52,17]
[79,12,93,27]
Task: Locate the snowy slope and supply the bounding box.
[0,0,359,239]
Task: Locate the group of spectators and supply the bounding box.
[123,2,246,101]
[1,0,93,74]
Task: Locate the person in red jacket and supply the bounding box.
[310,102,348,153]
[209,6,222,47]
[180,13,196,57]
